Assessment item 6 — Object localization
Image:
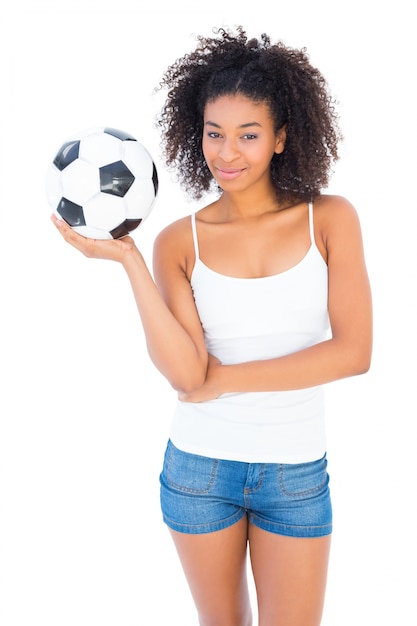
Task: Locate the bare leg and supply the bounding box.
[169,516,252,626]
[249,523,331,626]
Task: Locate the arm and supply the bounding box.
[180,196,372,401]
[51,215,208,393]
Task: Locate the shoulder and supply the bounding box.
[314,194,358,218]
[314,194,362,239]
[153,201,218,262]
[153,214,195,279]
[313,194,366,268]
[154,214,191,246]
[311,194,364,263]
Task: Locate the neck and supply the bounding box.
[217,189,290,221]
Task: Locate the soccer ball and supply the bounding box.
[46,127,158,239]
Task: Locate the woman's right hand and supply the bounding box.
[50,214,137,263]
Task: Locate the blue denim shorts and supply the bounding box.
[159,440,332,538]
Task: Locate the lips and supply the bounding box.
[215,167,244,180]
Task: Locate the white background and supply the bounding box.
[1,1,415,624]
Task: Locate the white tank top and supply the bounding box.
[169,202,330,463]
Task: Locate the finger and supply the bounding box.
[50,214,98,256]
[50,213,67,230]
[50,214,78,239]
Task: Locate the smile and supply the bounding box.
[215,167,245,180]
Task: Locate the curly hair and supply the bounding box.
[156,26,342,203]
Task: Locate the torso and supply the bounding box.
[168,198,331,463]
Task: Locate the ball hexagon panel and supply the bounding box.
[82,192,126,232]
[78,131,125,167]
[123,176,157,220]
[60,159,99,206]
[45,162,64,209]
[122,140,155,179]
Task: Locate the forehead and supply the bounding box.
[204,95,273,125]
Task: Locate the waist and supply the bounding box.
[170,387,326,463]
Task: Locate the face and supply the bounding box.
[202,94,286,193]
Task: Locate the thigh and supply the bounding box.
[248,523,331,626]
[170,517,252,626]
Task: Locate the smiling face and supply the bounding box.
[202,94,286,195]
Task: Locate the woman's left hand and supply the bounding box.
[178,354,223,402]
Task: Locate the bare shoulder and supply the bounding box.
[313,195,368,272]
[315,193,362,238]
[153,202,217,274]
[153,214,193,259]
[152,214,195,280]
[154,214,192,248]
[314,194,359,220]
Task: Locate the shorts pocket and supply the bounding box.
[278,455,329,499]
[162,440,219,494]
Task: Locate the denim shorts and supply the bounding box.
[159,440,332,538]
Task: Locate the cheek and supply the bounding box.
[202,145,217,170]
[201,137,212,159]
[201,142,215,174]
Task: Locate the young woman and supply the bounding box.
[52,27,372,626]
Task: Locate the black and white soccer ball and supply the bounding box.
[46,127,158,239]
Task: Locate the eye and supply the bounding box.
[242,133,258,140]
[207,131,222,139]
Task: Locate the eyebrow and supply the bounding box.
[204,120,262,129]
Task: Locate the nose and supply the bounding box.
[219,138,239,162]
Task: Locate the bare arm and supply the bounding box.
[180,197,372,401]
[51,215,208,393]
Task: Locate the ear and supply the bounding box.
[274,125,287,155]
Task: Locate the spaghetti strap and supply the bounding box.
[190,213,200,260]
[308,201,315,246]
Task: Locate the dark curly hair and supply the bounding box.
[156,26,342,203]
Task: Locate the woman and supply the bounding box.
[52,26,372,626]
